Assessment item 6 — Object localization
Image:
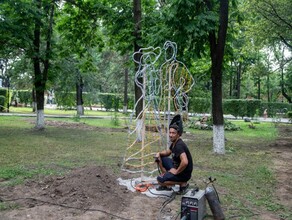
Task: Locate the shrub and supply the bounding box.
[223,99,246,118]
[188,117,241,131]
[246,100,261,118]
[55,92,75,109]
[0,95,5,111]
[0,88,8,111]
[17,90,32,106]
[287,111,292,122]
[189,97,211,113]
[260,102,292,117]
[98,93,134,112]
[83,92,99,107]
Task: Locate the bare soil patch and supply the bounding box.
[0,121,291,219]
[270,125,292,210]
[0,166,167,220]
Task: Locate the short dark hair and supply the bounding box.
[169,114,183,136]
[169,124,180,133]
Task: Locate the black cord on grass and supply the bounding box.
[156,191,176,220]
[147,187,173,198]
[0,197,130,220]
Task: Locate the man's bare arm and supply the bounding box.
[169,153,188,175]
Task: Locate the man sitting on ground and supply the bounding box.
[155,123,193,193]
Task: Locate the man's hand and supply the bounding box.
[169,168,178,175]
[154,152,161,163]
[156,152,160,158]
[169,153,188,176]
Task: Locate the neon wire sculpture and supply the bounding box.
[122,41,194,178]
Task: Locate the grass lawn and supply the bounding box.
[8,106,127,117]
[0,114,291,219]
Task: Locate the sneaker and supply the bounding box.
[156,185,172,191]
[178,183,189,194]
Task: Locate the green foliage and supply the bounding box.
[188,117,241,131]
[224,120,241,131]
[55,92,75,109]
[223,99,261,118]
[83,92,99,107]
[98,93,134,112]
[0,88,8,111]
[189,97,211,113]
[17,90,32,106]
[261,102,292,117]
[0,167,31,180]
[99,93,119,111]
[287,111,292,122]
[246,99,261,117]
[0,95,5,111]
[223,99,247,118]
[127,95,135,110]
[0,88,8,97]
[111,112,120,126]
[72,114,81,122]
[0,201,19,211]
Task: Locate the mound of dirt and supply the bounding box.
[0,166,158,220]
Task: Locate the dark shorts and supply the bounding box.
[157,157,191,183]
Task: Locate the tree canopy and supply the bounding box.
[0,0,291,128]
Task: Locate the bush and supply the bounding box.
[83,92,99,107]
[189,97,211,113]
[98,93,119,111]
[246,100,261,118]
[287,111,292,122]
[55,92,75,109]
[17,90,32,106]
[99,93,134,112]
[223,99,246,118]
[260,102,292,117]
[188,117,241,131]
[0,88,8,111]
[0,95,5,112]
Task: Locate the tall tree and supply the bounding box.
[249,0,292,50]
[248,0,292,102]
[33,0,55,129]
[149,0,231,153]
[133,0,143,118]
[0,0,57,129]
[56,0,104,115]
[96,0,158,114]
[273,45,292,103]
[205,0,229,154]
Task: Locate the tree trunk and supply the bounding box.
[133,0,143,142]
[123,55,129,114]
[33,0,45,130]
[205,0,229,154]
[281,65,292,103]
[236,63,241,99]
[229,74,233,98]
[267,73,270,102]
[32,88,37,112]
[33,0,54,129]
[133,0,143,118]
[76,72,84,116]
[257,77,261,100]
